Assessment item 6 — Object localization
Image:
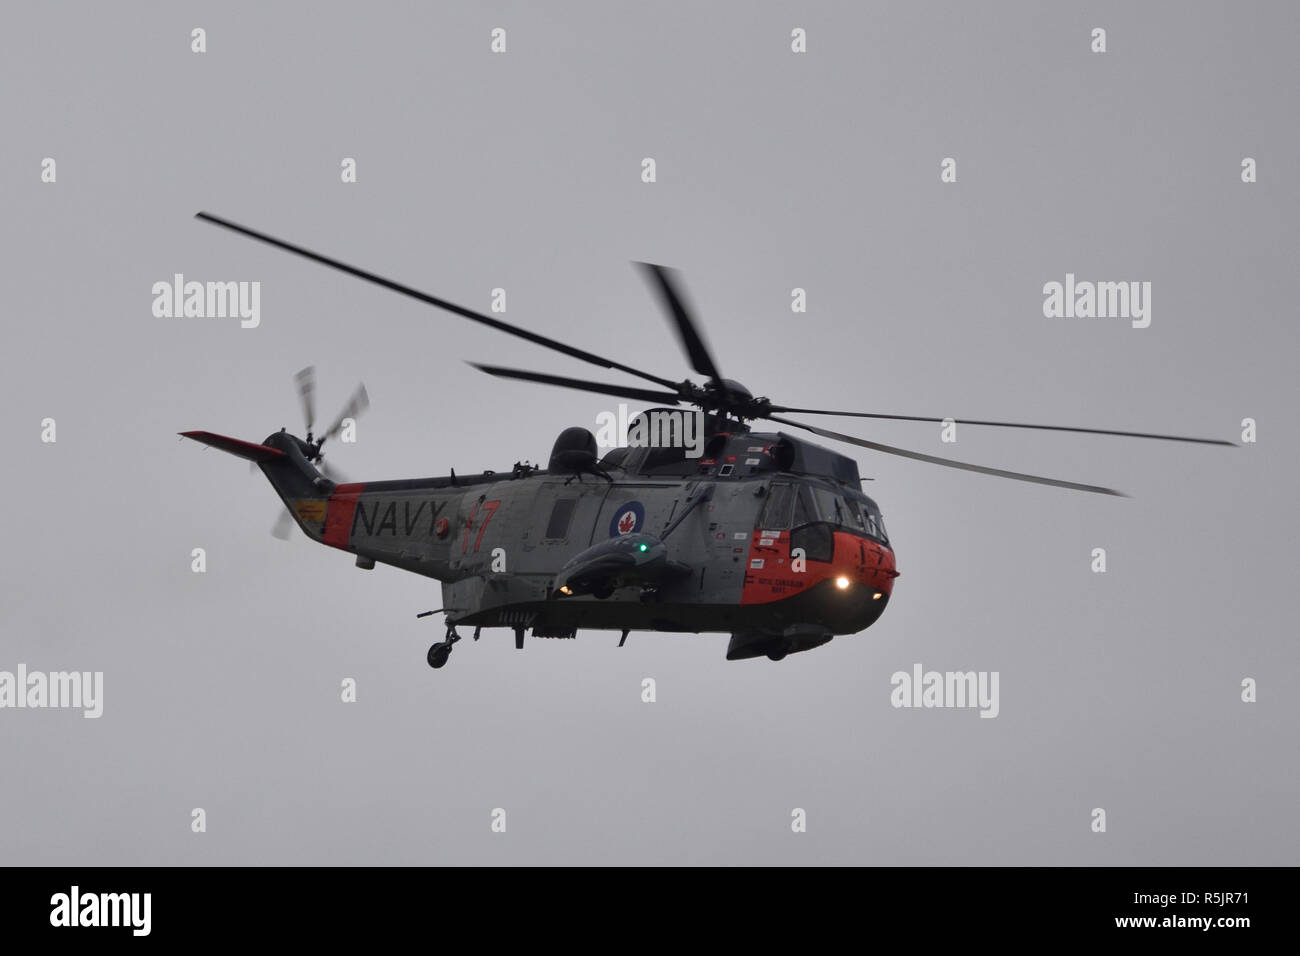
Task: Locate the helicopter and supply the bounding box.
[182,212,1232,668]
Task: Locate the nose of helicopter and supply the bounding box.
[825,537,897,630]
[847,538,897,596]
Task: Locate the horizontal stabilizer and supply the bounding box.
[180,430,285,462]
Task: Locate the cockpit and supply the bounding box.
[758,478,889,551]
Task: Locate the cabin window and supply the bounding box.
[545,498,577,539]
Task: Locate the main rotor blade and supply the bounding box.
[293,365,316,433]
[766,414,1126,497]
[766,406,1235,447]
[195,212,681,391]
[322,383,370,441]
[637,262,723,383]
[469,362,683,405]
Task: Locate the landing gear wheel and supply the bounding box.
[592,584,615,599]
[766,649,788,662]
[427,626,460,669]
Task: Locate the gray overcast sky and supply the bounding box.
[1,1,1297,865]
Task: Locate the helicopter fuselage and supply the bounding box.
[254,426,898,659]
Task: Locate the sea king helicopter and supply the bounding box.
[182,212,1231,668]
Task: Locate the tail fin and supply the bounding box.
[179,431,285,462]
[180,430,333,540]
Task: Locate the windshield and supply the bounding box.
[807,485,889,544]
[758,482,816,529]
[765,482,888,544]
[850,498,889,543]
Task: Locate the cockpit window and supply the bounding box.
[810,487,846,526]
[792,484,815,527]
[807,486,890,543]
[848,498,889,543]
[767,482,888,543]
[759,482,796,529]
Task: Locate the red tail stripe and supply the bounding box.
[323,483,366,549]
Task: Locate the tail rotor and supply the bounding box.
[269,366,369,537]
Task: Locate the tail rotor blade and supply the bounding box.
[323,383,370,442]
[271,508,294,540]
[294,365,316,434]
[317,459,350,484]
